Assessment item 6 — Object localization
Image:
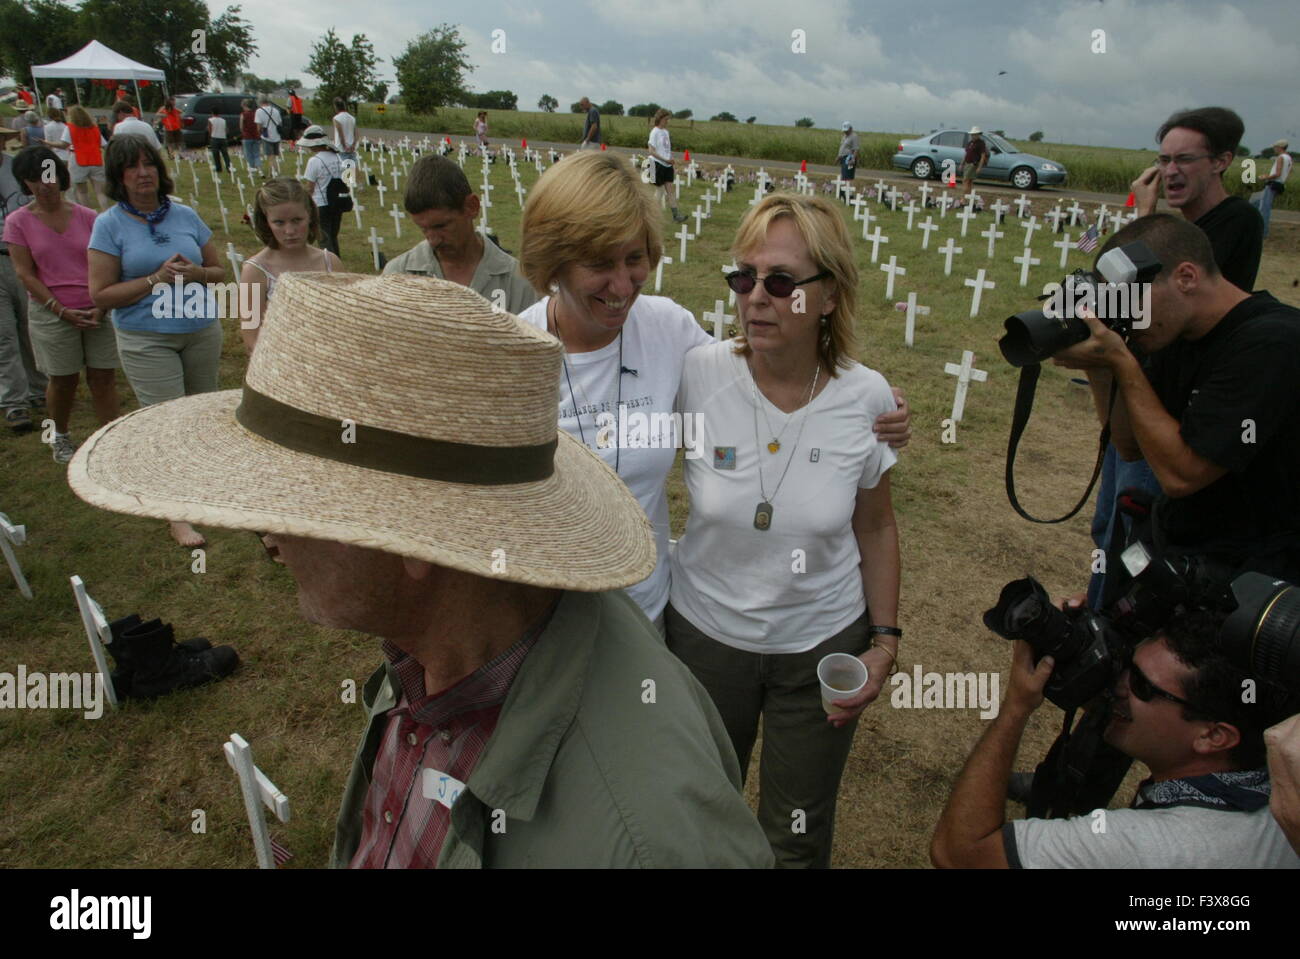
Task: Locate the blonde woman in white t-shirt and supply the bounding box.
[667,192,902,868]
[517,156,911,644]
[647,109,687,223]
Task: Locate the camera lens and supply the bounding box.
[999,310,1088,367]
[1222,573,1300,694]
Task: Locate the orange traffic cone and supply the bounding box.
[1125,191,1135,207]
[800,159,807,173]
[601,143,607,151]
[947,171,957,188]
[684,150,690,163]
[522,137,528,149]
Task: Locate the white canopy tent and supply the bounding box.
[30,40,168,110]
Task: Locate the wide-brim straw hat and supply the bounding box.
[68,273,656,591]
[297,124,330,148]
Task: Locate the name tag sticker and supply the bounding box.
[713,446,736,470]
[421,768,467,810]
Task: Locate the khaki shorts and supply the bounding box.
[71,161,105,185]
[962,161,980,182]
[27,299,120,376]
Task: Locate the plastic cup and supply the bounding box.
[817,653,868,715]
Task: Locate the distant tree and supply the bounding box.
[462,90,517,110]
[992,129,1005,137]
[673,109,692,120]
[538,94,558,112]
[570,101,584,113]
[628,103,662,118]
[391,23,473,116]
[746,116,756,124]
[711,111,738,123]
[794,117,814,128]
[1028,130,1044,142]
[239,72,279,95]
[369,81,389,104]
[305,27,379,109]
[1236,144,1251,157]
[598,99,623,116]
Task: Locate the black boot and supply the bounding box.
[122,619,240,700]
[105,615,215,701]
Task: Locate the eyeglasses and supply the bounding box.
[1155,153,1214,169]
[725,269,830,298]
[1126,661,1199,711]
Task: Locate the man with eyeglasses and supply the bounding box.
[931,608,1299,868]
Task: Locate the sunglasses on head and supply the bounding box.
[1127,661,1199,711]
[725,269,830,298]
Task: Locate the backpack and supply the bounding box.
[323,154,353,212]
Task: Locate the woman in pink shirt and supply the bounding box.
[3,147,119,463]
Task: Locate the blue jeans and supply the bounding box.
[1087,443,1159,610]
[242,138,261,169]
[1250,184,1280,237]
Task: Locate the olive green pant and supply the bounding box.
[112,321,223,407]
[665,604,868,868]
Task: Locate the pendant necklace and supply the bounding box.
[749,359,819,531]
[755,361,819,454]
[551,297,622,474]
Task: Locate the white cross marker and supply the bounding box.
[937,193,953,217]
[939,237,962,276]
[675,224,695,263]
[1095,204,1109,234]
[223,733,291,870]
[1022,215,1041,248]
[860,206,876,237]
[879,255,906,300]
[702,192,715,217]
[903,201,919,230]
[516,181,526,207]
[375,181,387,210]
[1014,248,1041,286]
[865,226,889,263]
[218,205,229,233]
[918,216,938,249]
[226,242,245,278]
[1046,206,1064,233]
[900,292,930,348]
[851,193,867,221]
[1014,193,1031,218]
[919,182,933,208]
[964,269,996,317]
[654,255,672,294]
[944,350,988,422]
[981,222,1004,258]
[0,511,32,600]
[692,206,708,235]
[750,184,764,207]
[886,186,900,211]
[990,198,1010,224]
[392,168,400,193]
[955,205,977,237]
[368,227,384,272]
[874,179,886,202]
[1054,232,1076,268]
[1066,200,1085,226]
[353,202,365,230]
[389,203,404,238]
[702,299,733,341]
[235,178,246,211]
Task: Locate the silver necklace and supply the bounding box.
[754,361,819,454]
[749,359,819,531]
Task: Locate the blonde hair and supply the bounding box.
[730,192,860,375]
[520,151,663,293]
[651,108,671,127]
[68,105,94,128]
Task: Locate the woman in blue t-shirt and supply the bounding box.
[88,134,225,549]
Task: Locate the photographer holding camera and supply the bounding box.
[931,608,1298,868]
[1054,213,1300,585]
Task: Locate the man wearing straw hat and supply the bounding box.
[69,272,772,868]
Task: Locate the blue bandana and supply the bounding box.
[117,196,172,245]
[1136,768,1271,812]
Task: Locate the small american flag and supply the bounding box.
[1077,223,1100,253]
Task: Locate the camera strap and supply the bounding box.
[1005,364,1115,523]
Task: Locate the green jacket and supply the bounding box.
[331,590,773,868]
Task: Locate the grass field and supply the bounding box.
[351,103,1298,211]
[1,136,1297,869]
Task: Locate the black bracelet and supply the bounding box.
[868,625,902,638]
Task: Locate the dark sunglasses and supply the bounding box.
[725,269,830,298]
[1127,661,1198,710]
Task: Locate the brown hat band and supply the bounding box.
[235,386,557,485]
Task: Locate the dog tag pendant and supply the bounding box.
[754,501,773,531]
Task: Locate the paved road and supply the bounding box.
[358,125,1298,225]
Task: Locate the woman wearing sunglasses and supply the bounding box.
[519,154,910,638]
[666,192,902,867]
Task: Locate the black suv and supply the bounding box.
[179,93,303,148]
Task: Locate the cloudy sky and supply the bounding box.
[231,0,1296,150]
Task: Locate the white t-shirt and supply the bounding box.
[256,105,282,142]
[648,126,672,166]
[520,294,713,620]
[1008,804,1299,869]
[303,151,343,207]
[43,121,70,163]
[207,116,228,140]
[111,116,160,150]
[1271,152,1293,184]
[333,111,357,151]
[47,93,63,111]
[669,343,898,653]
